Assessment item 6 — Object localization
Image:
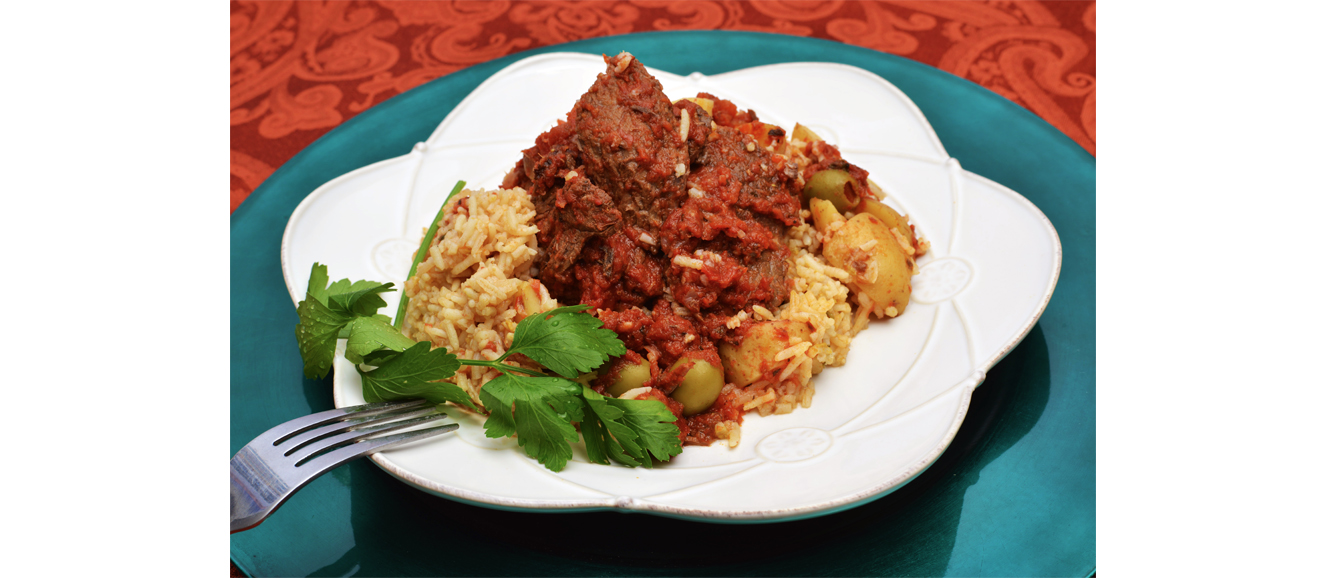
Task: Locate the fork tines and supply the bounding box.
[230,399,458,533]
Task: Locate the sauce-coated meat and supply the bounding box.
[513,53,805,445]
[573,54,689,237]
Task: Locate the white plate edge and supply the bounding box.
[287,53,1064,521]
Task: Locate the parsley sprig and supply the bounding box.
[294,263,683,472]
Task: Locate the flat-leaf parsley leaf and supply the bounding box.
[479,373,585,472]
[502,305,627,379]
[296,259,683,472]
[358,341,473,410]
[295,263,397,378]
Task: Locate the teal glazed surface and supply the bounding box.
[231,31,1095,577]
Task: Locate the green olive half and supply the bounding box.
[668,357,725,416]
[605,359,652,398]
[803,169,862,212]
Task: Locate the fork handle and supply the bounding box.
[230,445,284,533]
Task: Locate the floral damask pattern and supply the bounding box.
[230,0,1096,212]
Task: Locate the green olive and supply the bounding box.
[605,359,651,398]
[804,169,862,212]
[668,357,725,416]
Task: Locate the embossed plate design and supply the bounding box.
[280,53,1061,522]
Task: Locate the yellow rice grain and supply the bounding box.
[744,389,777,411]
[751,304,773,320]
[774,341,812,362]
[402,187,554,408]
[673,255,704,269]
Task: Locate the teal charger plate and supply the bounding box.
[231,31,1095,577]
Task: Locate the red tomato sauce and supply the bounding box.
[509,54,806,445]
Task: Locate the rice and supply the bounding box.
[394,191,900,450]
[673,255,704,270]
[396,141,923,453]
[718,219,857,429]
[400,187,557,406]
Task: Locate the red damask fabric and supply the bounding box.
[230,0,1095,213]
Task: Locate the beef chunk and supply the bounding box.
[572,53,689,237]
[691,125,802,229]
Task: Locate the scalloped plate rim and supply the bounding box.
[281,52,1062,523]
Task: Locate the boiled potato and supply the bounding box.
[668,357,724,416]
[861,199,919,273]
[792,123,822,142]
[680,97,714,115]
[813,199,912,317]
[753,122,786,148]
[514,280,543,321]
[860,199,918,272]
[808,198,844,232]
[861,199,913,248]
[866,178,885,198]
[719,320,813,387]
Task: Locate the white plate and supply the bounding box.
[280,53,1061,522]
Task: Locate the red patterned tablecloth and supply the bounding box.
[230,0,1095,214]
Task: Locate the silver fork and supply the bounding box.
[230,399,457,533]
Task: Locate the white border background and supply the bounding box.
[3,3,1323,576]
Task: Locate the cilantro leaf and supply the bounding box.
[479,373,585,472]
[295,263,398,378]
[306,263,331,303]
[344,316,416,365]
[578,400,640,467]
[294,260,680,473]
[295,293,352,379]
[580,386,682,467]
[605,395,684,463]
[504,305,626,379]
[327,281,395,318]
[358,341,473,410]
[306,263,395,311]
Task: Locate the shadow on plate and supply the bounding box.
[308,326,1052,576]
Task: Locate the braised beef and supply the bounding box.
[572,54,688,237]
[514,53,807,444]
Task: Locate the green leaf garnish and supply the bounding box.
[581,387,683,467]
[298,236,684,472]
[294,263,397,379]
[479,373,585,472]
[295,293,351,379]
[306,263,331,303]
[344,316,416,365]
[358,341,473,410]
[327,281,395,318]
[502,305,627,379]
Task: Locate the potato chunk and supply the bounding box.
[791,123,822,142]
[719,320,813,387]
[811,199,912,317]
[860,199,918,273]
